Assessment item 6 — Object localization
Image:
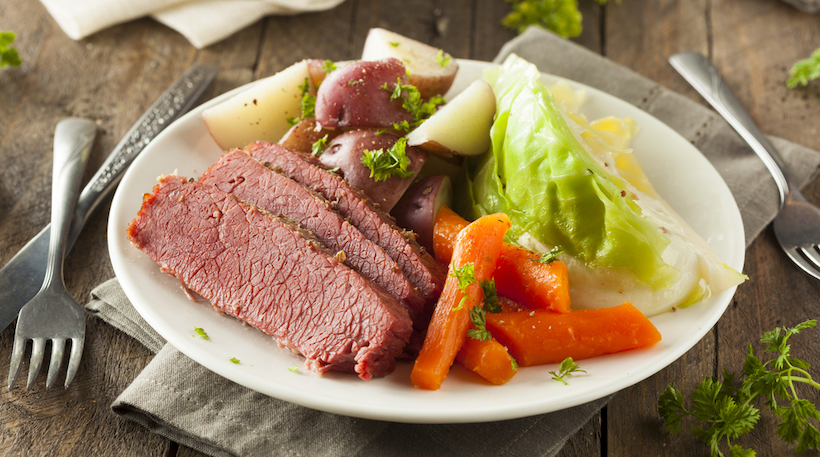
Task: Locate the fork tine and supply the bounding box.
[8,333,28,389]
[26,338,46,390]
[64,336,84,388]
[46,338,66,389]
[784,247,820,281]
[797,245,820,272]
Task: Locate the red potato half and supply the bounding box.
[406,79,496,157]
[314,58,412,130]
[391,174,453,252]
[361,28,458,99]
[319,129,428,212]
[203,60,311,151]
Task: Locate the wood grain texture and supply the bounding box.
[1,0,819,456]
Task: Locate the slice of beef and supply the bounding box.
[244,141,446,306]
[199,149,426,324]
[127,175,412,380]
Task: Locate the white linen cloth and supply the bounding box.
[38,0,346,48]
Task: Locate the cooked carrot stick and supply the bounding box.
[456,337,517,385]
[411,213,511,390]
[433,205,571,313]
[485,303,661,366]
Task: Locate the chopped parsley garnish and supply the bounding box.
[296,78,316,120]
[286,117,299,127]
[311,135,328,157]
[0,32,21,68]
[327,166,340,173]
[480,278,501,313]
[550,357,585,385]
[532,246,564,264]
[435,49,451,67]
[229,357,240,364]
[321,59,337,74]
[361,137,414,182]
[388,41,400,47]
[381,78,445,127]
[193,327,210,340]
[658,320,820,456]
[288,367,299,373]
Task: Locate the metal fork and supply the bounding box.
[670,52,820,281]
[8,118,96,389]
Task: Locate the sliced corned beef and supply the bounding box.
[199,149,426,323]
[127,175,412,380]
[244,141,446,306]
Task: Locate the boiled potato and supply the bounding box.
[391,174,453,251]
[314,58,412,130]
[203,60,312,151]
[278,117,339,154]
[406,79,496,157]
[319,129,427,211]
[361,28,458,99]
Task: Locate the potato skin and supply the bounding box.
[314,58,413,130]
[391,175,452,251]
[319,130,427,212]
[278,117,339,154]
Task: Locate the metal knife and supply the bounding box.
[0,63,218,333]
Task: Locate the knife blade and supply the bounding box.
[0,63,218,333]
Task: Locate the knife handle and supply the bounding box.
[668,52,792,206]
[68,63,218,249]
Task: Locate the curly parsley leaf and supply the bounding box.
[296,78,316,120]
[502,0,583,37]
[382,78,445,126]
[550,357,585,385]
[0,32,21,68]
[658,320,820,456]
[532,246,564,264]
[787,48,820,89]
[229,357,240,364]
[361,137,415,182]
[467,306,493,342]
[480,278,501,313]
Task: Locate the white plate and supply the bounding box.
[109,59,745,424]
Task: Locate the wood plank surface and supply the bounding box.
[1,0,819,456]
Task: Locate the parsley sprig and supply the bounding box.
[501,0,614,38]
[658,320,820,456]
[550,357,585,385]
[0,31,22,68]
[788,48,820,89]
[361,137,414,182]
[381,78,445,131]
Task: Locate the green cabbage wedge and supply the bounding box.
[455,54,745,316]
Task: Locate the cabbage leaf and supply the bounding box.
[455,54,678,290]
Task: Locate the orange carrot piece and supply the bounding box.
[456,337,517,385]
[411,213,511,390]
[485,303,661,367]
[433,205,570,313]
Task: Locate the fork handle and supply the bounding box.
[42,119,96,289]
[669,52,794,208]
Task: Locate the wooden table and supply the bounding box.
[1,0,819,455]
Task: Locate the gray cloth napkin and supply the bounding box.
[86,27,820,457]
